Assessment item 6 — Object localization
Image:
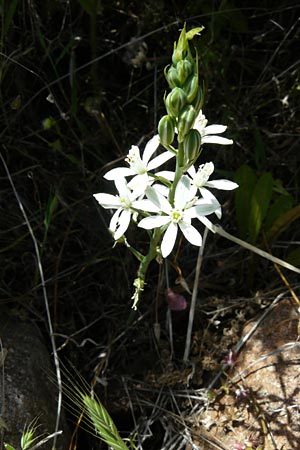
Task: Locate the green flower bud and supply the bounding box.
[165,66,180,89]
[158,115,175,146]
[165,87,187,118]
[191,85,204,115]
[176,60,193,84]
[172,45,185,66]
[183,129,201,162]
[177,105,196,142]
[184,73,199,103]
[172,24,189,65]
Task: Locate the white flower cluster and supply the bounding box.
[94,110,238,258]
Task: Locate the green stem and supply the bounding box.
[168,141,184,205]
[137,228,162,281]
[131,228,163,309]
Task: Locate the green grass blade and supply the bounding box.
[1,0,19,39]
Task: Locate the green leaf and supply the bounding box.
[234,164,257,239]
[264,194,294,232]
[272,178,291,196]
[248,172,273,243]
[266,205,300,242]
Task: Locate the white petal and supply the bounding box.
[104,167,134,180]
[174,175,192,209]
[181,214,192,225]
[203,124,227,135]
[205,179,239,190]
[147,150,174,171]
[215,208,222,219]
[128,173,149,197]
[161,222,178,257]
[200,187,220,206]
[128,144,142,160]
[194,199,219,217]
[155,170,175,181]
[133,199,160,212]
[184,206,199,219]
[188,182,198,199]
[115,177,130,197]
[198,216,216,233]
[152,183,170,198]
[200,188,222,219]
[179,221,202,246]
[138,215,170,229]
[142,134,160,165]
[187,165,196,178]
[114,209,131,240]
[202,135,233,145]
[109,208,122,233]
[146,186,171,213]
[93,193,120,209]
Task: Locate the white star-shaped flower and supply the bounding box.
[188,162,238,219]
[93,177,142,240]
[137,175,219,257]
[193,110,233,145]
[103,134,174,196]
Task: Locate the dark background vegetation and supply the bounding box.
[1,1,300,448]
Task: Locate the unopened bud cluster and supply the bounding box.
[158,24,204,165]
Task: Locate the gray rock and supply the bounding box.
[0,312,70,450]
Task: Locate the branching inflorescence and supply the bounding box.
[94,25,238,308]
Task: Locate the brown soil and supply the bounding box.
[190,298,300,450]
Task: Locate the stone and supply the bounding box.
[0,311,70,450]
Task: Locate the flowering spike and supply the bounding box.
[93,24,236,307]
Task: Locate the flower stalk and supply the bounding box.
[93,24,237,308]
[132,227,163,309]
[168,142,184,205]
